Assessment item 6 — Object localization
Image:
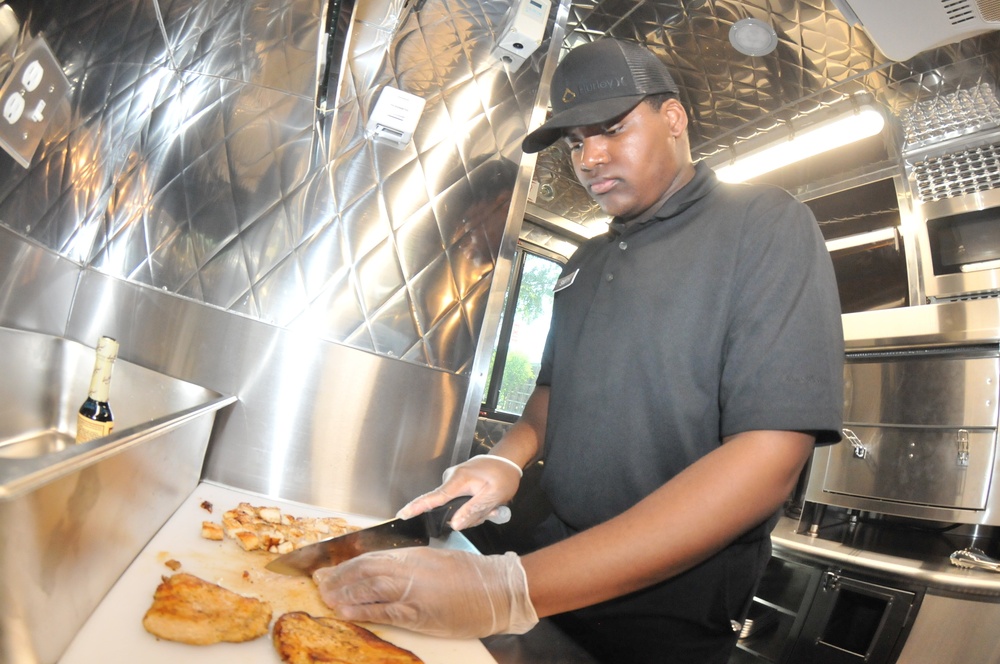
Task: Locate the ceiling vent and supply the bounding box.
[831,0,1000,61]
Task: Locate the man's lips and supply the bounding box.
[587,177,617,196]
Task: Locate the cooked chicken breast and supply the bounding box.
[206,502,357,553]
[272,612,423,663]
[142,572,272,645]
[200,521,224,541]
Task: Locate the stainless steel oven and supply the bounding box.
[804,299,1000,527]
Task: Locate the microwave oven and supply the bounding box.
[916,185,1000,302]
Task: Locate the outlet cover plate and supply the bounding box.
[0,36,71,168]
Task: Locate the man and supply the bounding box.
[314,38,844,663]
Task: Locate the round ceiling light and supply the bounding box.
[729,18,778,57]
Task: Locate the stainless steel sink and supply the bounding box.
[0,326,236,664]
[0,429,73,458]
[0,327,235,493]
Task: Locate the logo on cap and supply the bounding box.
[561,88,576,105]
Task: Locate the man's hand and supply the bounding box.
[396,455,523,530]
[313,548,538,638]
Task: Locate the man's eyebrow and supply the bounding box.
[561,110,635,143]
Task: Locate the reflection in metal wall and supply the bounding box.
[0,0,547,374]
[530,0,1000,234]
[0,0,561,519]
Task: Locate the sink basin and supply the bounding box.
[0,326,234,478]
[0,429,73,458]
[0,326,236,664]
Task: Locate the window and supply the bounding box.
[481,246,563,420]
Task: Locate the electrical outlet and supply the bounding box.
[3,92,24,124]
[21,60,44,91]
[0,36,71,168]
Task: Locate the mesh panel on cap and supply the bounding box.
[620,44,677,95]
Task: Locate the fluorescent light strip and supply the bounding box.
[714,105,886,183]
[824,226,897,253]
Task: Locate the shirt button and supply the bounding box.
[619,241,628,250]
[606,273,614,282]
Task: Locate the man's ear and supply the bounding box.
[662,98,689,137]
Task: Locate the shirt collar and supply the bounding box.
[609,162,720,236]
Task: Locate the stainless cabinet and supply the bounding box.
[731,556,821,663]
[787,571,917,663]
[731,553,921,664]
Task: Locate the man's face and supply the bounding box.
[563,99,689,220]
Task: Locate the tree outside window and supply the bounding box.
[482,248,563,419]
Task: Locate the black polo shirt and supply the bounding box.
[536,161,844,532]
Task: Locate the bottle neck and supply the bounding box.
[88,337,119,402]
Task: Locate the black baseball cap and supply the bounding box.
[521,39,680,154]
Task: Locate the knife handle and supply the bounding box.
[424,496,472,538]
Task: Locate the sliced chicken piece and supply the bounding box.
[142,573,272,645]
[272,612,423,664]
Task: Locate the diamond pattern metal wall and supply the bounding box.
[0,0,544,375]
[529,0,1000,230]
[5,0,1000,370]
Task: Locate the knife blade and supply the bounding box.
[264,496,471,577]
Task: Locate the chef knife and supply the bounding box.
[265,496,472,577]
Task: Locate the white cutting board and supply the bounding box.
[60,481,496,664]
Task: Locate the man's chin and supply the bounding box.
[596,201,634,219]
[592,196,621,217]
[591,191,639,218]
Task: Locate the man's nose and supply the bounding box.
[576,136,608,170]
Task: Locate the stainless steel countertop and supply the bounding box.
[771,516,1000,596]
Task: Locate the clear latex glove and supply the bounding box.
[312,548,538,639]
[396,455,522,530]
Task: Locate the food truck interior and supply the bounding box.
[2,0,1000,662]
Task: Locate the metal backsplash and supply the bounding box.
[0,0,548,375]
[0,0,560,517]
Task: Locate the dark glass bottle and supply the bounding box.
[76,336,119,443]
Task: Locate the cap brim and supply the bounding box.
[521,94,647,154]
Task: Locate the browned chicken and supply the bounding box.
[142,572,272,645]
[272,612,423,663]
[203,502,358,554]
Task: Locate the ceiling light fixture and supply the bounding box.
[711,97,886,183]
[729,18,777,57]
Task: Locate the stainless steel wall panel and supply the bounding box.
[0,228,79,336]
[61,268,470,516]
[154,0,323,95]
[0,0,557,515]
[0,0,547,375]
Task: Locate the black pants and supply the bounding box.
[549,602,740,664]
